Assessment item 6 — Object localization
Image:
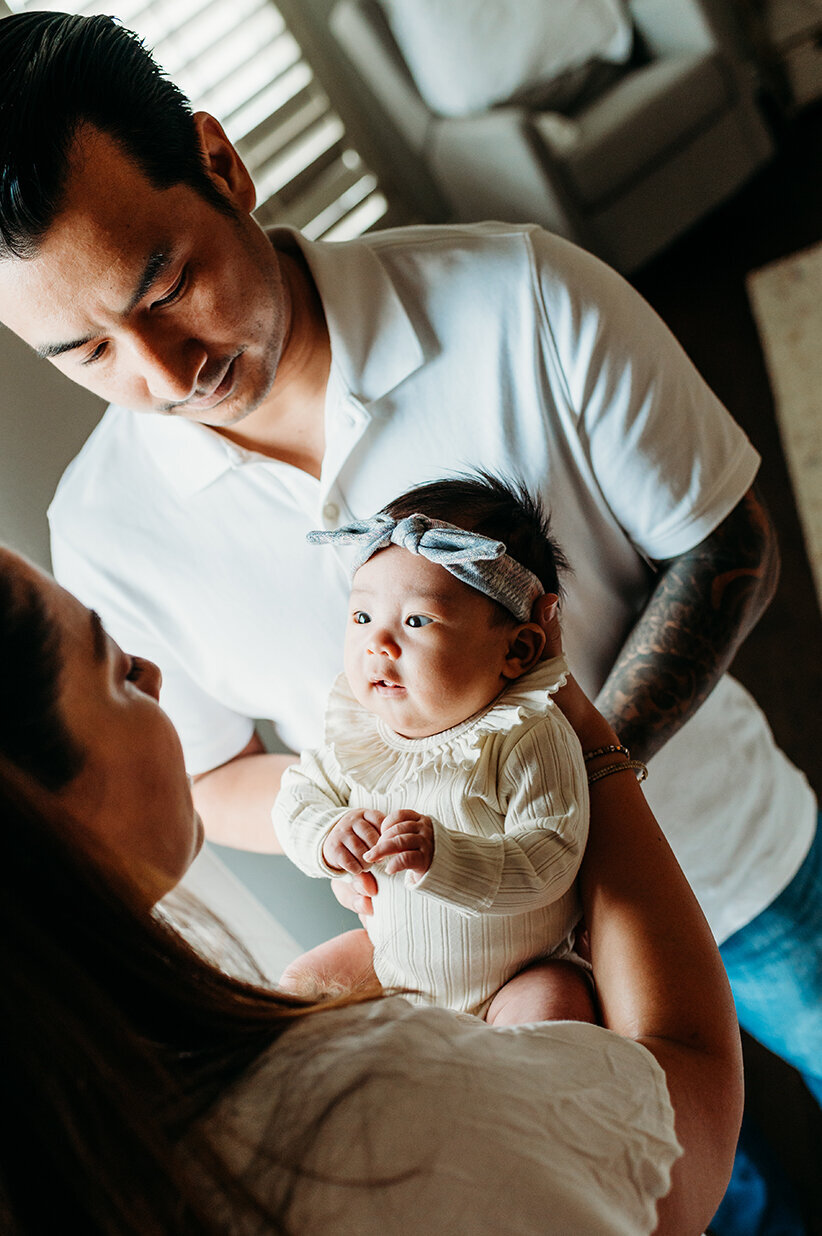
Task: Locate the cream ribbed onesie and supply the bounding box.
[273,657,589,1016]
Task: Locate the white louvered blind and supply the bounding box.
[5,0,392,240]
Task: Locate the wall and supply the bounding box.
[0,328,105,566]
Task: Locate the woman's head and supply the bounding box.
[0,548,202,901]
[340,474,568,738]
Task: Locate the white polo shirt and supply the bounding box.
[49,222,816,943]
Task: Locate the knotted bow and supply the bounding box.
[308,513,543,621]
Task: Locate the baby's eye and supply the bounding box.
[405,615,433,628]
[353,611,371,625]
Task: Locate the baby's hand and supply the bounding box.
[363,810,435,883]
[322,808,384,876]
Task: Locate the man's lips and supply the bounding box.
[179,355,238,412]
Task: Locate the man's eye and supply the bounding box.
[405,615,432,628]
[353,611,371,625]
[151,268,187,310]
[82,341,109,366]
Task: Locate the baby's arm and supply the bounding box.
[407,712,589,915]
[273,746,363,878]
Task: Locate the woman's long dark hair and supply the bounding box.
[0,757,361,1233]
[0,557,368,1232]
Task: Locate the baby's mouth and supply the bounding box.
[372,678,405,693]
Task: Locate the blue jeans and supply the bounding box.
[720,815,822,1104]
[711,813,822,1235]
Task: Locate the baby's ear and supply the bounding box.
[501,623,546,679]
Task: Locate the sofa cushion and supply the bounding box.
[533,51,734,205]
[377,0,635,117]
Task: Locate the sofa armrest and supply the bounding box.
[427,107,588,245]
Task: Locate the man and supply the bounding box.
[0,12,819,1229]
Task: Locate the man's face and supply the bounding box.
[0,121,289,428]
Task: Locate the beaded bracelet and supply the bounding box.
[583,743,630,763]
[587,759,648,786]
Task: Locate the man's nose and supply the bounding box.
[367,628,400,659]
[130,326,207,403]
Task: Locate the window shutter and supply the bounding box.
[6,0,392,239]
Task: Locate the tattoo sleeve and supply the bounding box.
[595,485,780,764]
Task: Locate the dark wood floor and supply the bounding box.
[632,100,822,1233]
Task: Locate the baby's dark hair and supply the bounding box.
[381,472,569,620]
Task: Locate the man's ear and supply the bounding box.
[192,112,257,213]
[501,623,546,679]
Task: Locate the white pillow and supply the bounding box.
[378,0,635,117]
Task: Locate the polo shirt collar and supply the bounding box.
[132,411,250,498]
[270,227,426,403]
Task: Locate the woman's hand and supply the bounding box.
[532,592,562,659]
[532,593,618,752]
[331,872,377,918]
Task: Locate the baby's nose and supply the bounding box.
[367,628,400,659]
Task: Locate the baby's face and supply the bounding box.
[343,545,517,738]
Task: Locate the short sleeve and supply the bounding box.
[207,999,681,1235]
[529,229,760,560]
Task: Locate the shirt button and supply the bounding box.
[323,502,340,523]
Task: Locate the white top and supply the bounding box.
[274,659,589,1015]
[49,221,817,942]
[198,996,681,1235]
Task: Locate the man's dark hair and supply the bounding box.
[0,11,233,259]
[382,471,570,617]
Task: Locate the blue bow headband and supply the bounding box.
[307,513,544,621]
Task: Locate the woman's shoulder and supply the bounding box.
[201,998,680,1235]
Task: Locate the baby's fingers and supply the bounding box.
[341,820,381,864]
[324,841,367,876]
[364,832,432,876]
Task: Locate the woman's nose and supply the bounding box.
[139,657,163,701]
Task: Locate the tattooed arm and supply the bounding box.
[595,485,780,764]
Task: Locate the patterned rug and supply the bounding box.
[747,243,822,612]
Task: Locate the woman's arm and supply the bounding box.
[554,669,743,1236]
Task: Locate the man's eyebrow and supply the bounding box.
[89,609,108,664]
[35,247,173,360]
[36,334,96,361]
[123,247,173,315]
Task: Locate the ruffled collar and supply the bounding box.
[325,656,568,794]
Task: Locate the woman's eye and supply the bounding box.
[353,611,371,625]
[151,268,187,310]
[405,615,432,628]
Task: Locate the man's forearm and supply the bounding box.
[596,485,780,763]
[192,731,297,852]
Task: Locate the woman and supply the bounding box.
[0,546,742,1234]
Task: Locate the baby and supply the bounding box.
[273,474,594,1026]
